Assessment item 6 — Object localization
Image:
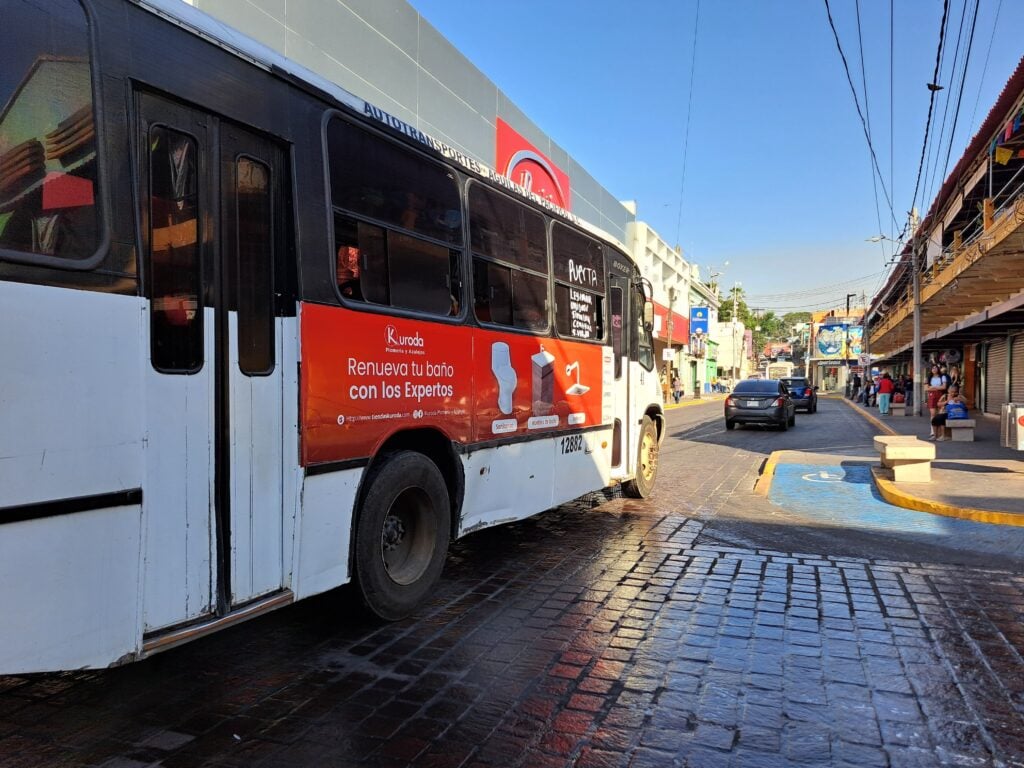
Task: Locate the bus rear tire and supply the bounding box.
[623,416,658,499]
[355,451,451,620]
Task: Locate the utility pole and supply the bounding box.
[845,292,856,396]
[732,282,741,383]
[911,208,923,417]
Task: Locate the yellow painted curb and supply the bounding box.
[836,396,898,436]
[870,466,1024,527]
[755,450,789,496]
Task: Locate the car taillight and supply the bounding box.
[774,397,785,407]
[725,397,735,407]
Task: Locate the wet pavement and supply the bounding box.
[1,400,1024,767]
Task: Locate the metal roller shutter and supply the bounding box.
[986,339,1008,414]
[1012,335,1024,404]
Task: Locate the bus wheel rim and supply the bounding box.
[381,488,436,586]
[640,431,657,482]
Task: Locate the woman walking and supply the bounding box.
[926,364,948,439]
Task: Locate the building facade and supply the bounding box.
[869,57,1024,414]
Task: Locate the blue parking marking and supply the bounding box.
[769,463,1024,556]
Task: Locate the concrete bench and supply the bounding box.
[873,436,935,483]
[947,418,976,442]
[890,402,906,416]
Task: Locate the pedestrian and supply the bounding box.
[903,371,914,409]
[851,373,862,402]
[672,372,683,404]
[948,364,962,391]
[876,372,895,415]
[864,377,875,408]
[926,364,947,438]
[660,370,670,404]
[931,384,968,441]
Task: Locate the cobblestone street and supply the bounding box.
[2,400,1023,767]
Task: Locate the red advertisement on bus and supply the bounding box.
[300,304,608,464]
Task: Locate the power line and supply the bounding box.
[855,0,886,253]
[966,0,1003,139]
[746,271,887,300]
[673,0,701,248]
[889,0,895,245]
[923,0,970,207]
[908,0,951,224]
[822,0,899,229]
[938,0,981,187]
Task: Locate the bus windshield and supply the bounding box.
[0,0,100,261]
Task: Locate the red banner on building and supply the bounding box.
[652,303,689,343]
[496,118,571,210]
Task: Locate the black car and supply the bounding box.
[780,376,818,413]
[725,379,796,430]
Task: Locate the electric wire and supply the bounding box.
[889,0,895,246]
[922,0,968,208]
[746,270,887,301]
[822,0,899,229]
[938,0,981,188]
[908,0,951,225]
[673,0,701,248]
[966,0,1003,139]
[855,0,887,255]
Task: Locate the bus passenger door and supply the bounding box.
[138,94,216,631]
[608,269,632,479]
[220,123,288,610]
[219,124,288,608]
[138,93,288,633]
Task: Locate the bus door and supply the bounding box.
[608,266,632,477]
[138,93,288,632]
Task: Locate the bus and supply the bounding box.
[0,0,664,673]
[765,361,795,380]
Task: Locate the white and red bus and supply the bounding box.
[0,0,664,673]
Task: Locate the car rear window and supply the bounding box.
[781,378,808,388]
[734,380,781,394]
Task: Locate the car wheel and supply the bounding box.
[623,416,659,498]
[725,419,736,430]
[779,417,788,431]
[811,401,817,413]
[354,451,451,620]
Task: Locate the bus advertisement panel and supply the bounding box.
[300,304,608,463]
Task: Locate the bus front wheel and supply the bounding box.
[355,451,451,620]
[623,416,658,499]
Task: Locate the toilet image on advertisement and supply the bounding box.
[491,342,517,415]
[531,346,555,416]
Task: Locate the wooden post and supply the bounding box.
[983,198,994,231]
[953,229,962,252]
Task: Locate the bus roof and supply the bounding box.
[131,0,631,255]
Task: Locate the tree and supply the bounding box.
[718,285,749,324]
[782,311,812,328]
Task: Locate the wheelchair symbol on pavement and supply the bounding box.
[801,470,844,483]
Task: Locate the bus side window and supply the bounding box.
[327,117,462,318]
[611,286,623,379]
[468,182,548,332]
[148,126,202,373]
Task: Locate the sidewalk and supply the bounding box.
[664,393,726,410]
[844,397,1024,520]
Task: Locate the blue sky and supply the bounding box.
[408,0,1024,313]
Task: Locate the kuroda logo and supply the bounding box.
[386,324,424,349]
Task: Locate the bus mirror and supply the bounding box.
[643,301,654,331]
